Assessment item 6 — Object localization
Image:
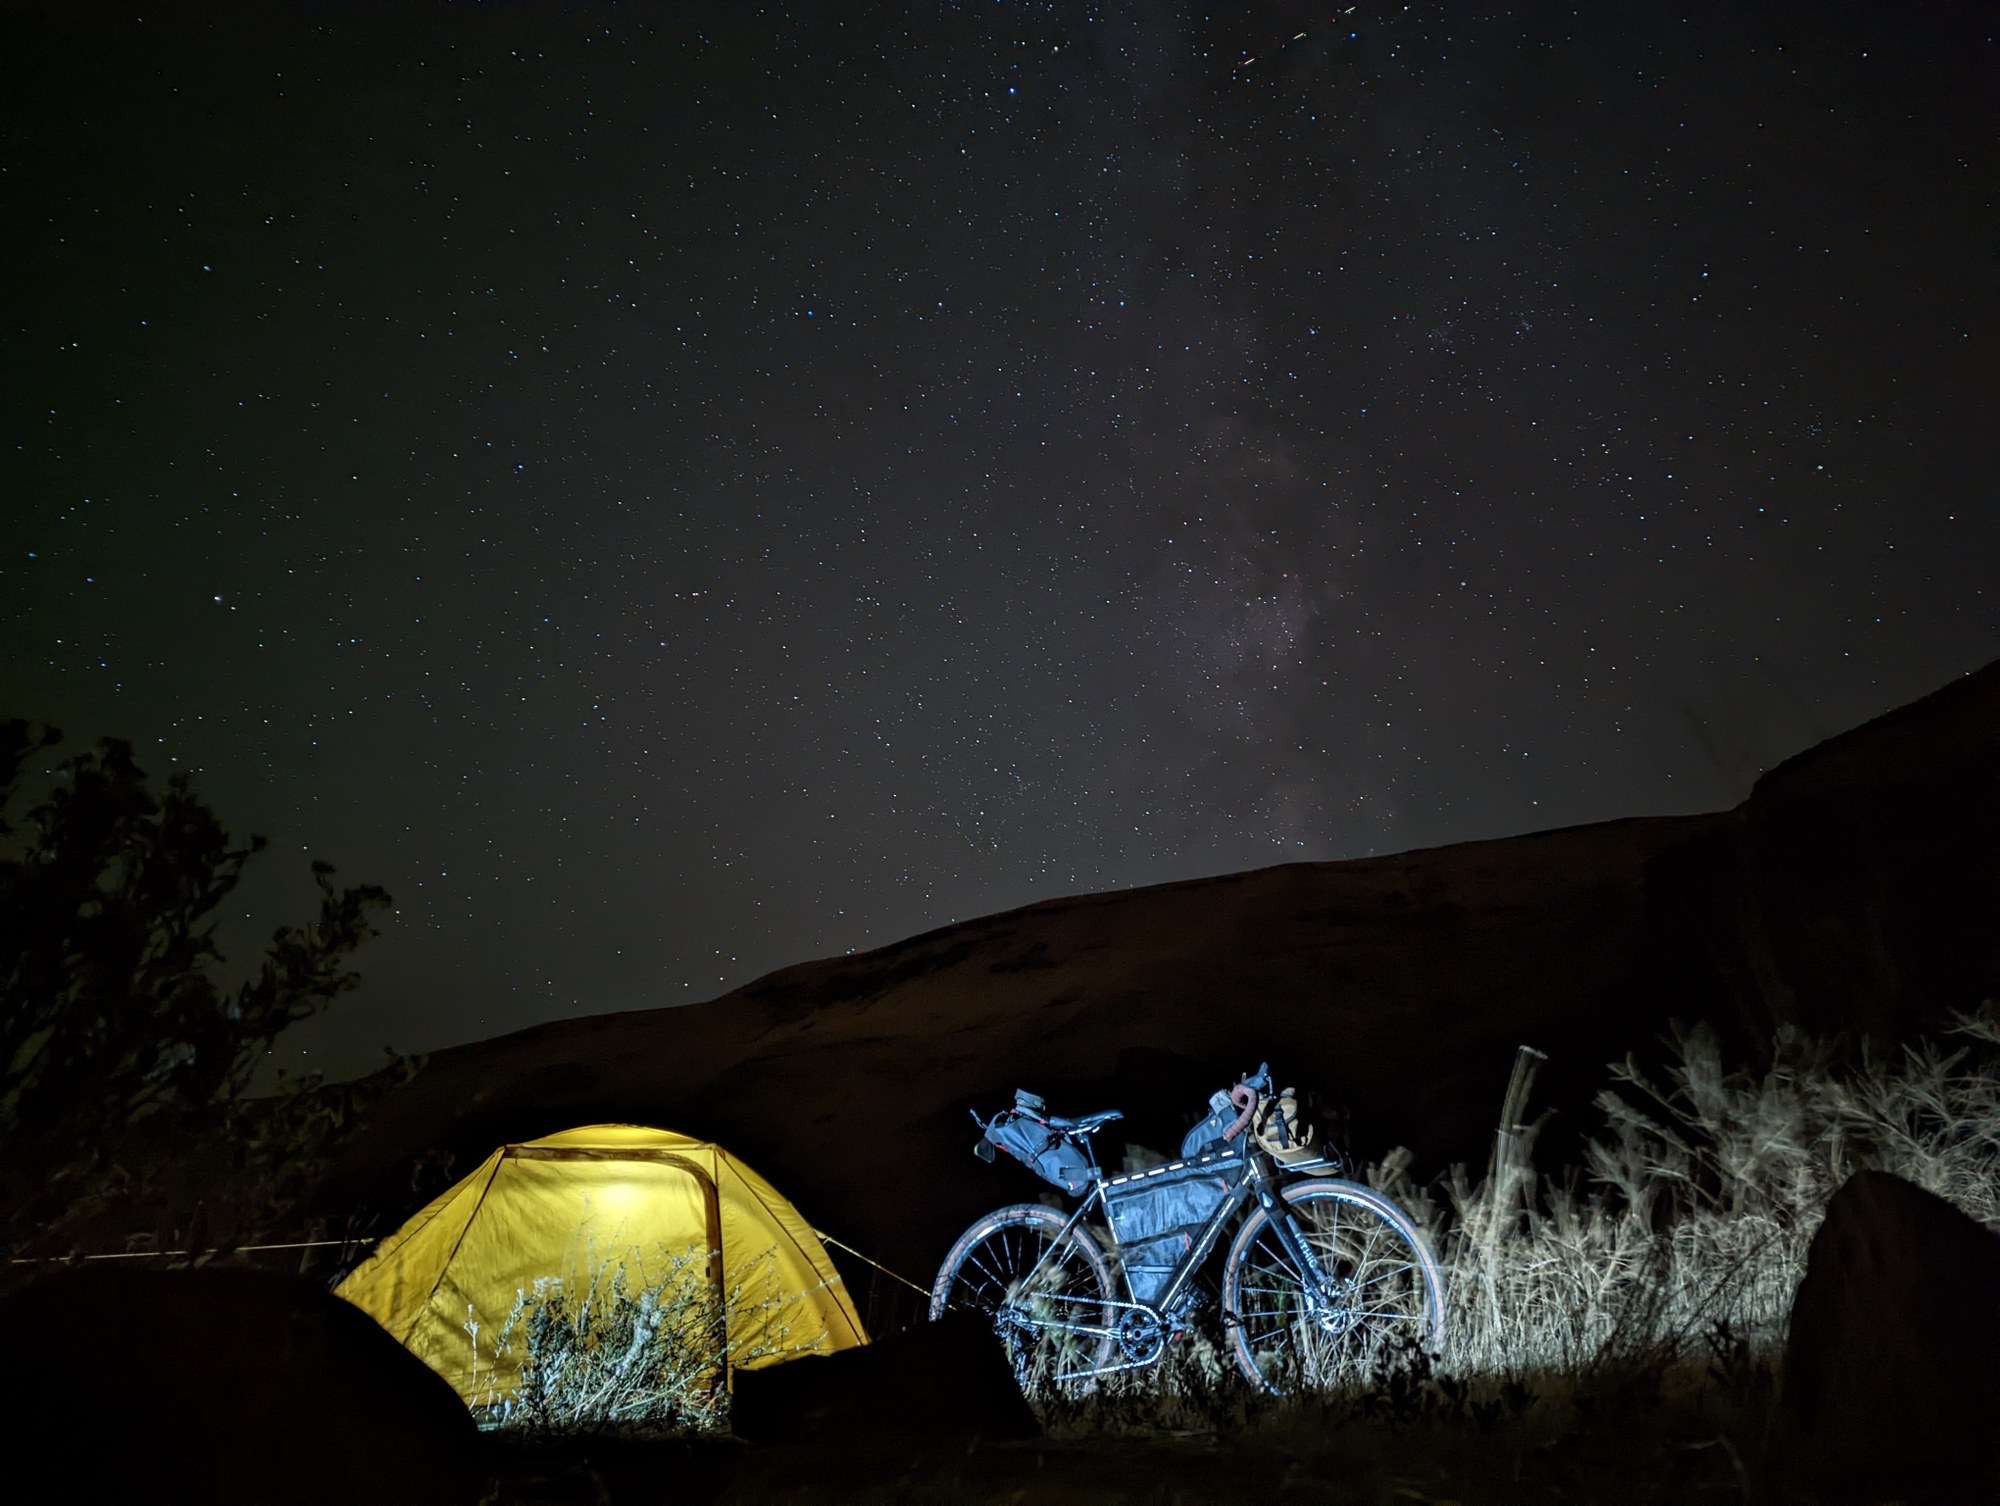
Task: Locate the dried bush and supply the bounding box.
[466,1243,824,1437]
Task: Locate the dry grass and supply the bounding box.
[1033,1317,1252,1437]
[1381,1009,2000,1393]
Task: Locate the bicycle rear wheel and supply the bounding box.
[930,1203,1117,1394]
[1222,1177,1444,1395]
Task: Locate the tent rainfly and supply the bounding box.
[335,1124,867,1406]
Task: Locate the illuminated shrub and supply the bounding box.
[466,1244,813,1436]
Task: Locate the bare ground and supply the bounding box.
[481,1377,1775,1505]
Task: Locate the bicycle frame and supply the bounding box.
[998,1137,1345,1381]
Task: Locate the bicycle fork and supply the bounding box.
[1255,1183,1352,1329]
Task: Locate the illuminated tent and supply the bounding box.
[335,1124,867,1406]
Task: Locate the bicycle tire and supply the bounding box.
[1221,1177,1445,1395]
[930,1202,1117,1393]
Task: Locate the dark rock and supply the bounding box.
[0,1265,482,1505]
[730,1310,1039,1449]
[1764,1170,2000,1505]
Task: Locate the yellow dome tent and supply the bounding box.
[335,1124,867,1408]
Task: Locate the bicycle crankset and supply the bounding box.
[1116,1306,1168,1364]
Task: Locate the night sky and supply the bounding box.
[5,2,1993,1080]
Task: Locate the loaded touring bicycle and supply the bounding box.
[930,1064,1444,1395]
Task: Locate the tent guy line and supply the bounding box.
[8,1238,350,1264]
[8,1228,934,1299]
[811,1227,935,1301]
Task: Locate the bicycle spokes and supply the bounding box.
[1226,1183,1442,1393]
[930,1203,1119,1392]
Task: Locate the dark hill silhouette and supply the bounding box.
[330,660,2000,1301]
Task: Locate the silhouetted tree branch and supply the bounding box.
[0,719,392,1251]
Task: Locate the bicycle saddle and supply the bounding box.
[1044,1108,1124,1134]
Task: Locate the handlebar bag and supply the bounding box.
[1103,1161,1236,1306]
[1181,1099,1234,1159]
[985,1110,1094,1196]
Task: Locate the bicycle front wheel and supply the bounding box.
[930,1203,1117,1394]
[1221,1177,1444,1395]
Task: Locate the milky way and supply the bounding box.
[4,2,1993,1076]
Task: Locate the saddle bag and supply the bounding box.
[983,1091,1094,1196]
[1103,1160,1236,1306]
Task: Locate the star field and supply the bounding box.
[3,2,1993,1078]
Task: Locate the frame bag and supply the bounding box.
[1104,1162,1235,1305]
